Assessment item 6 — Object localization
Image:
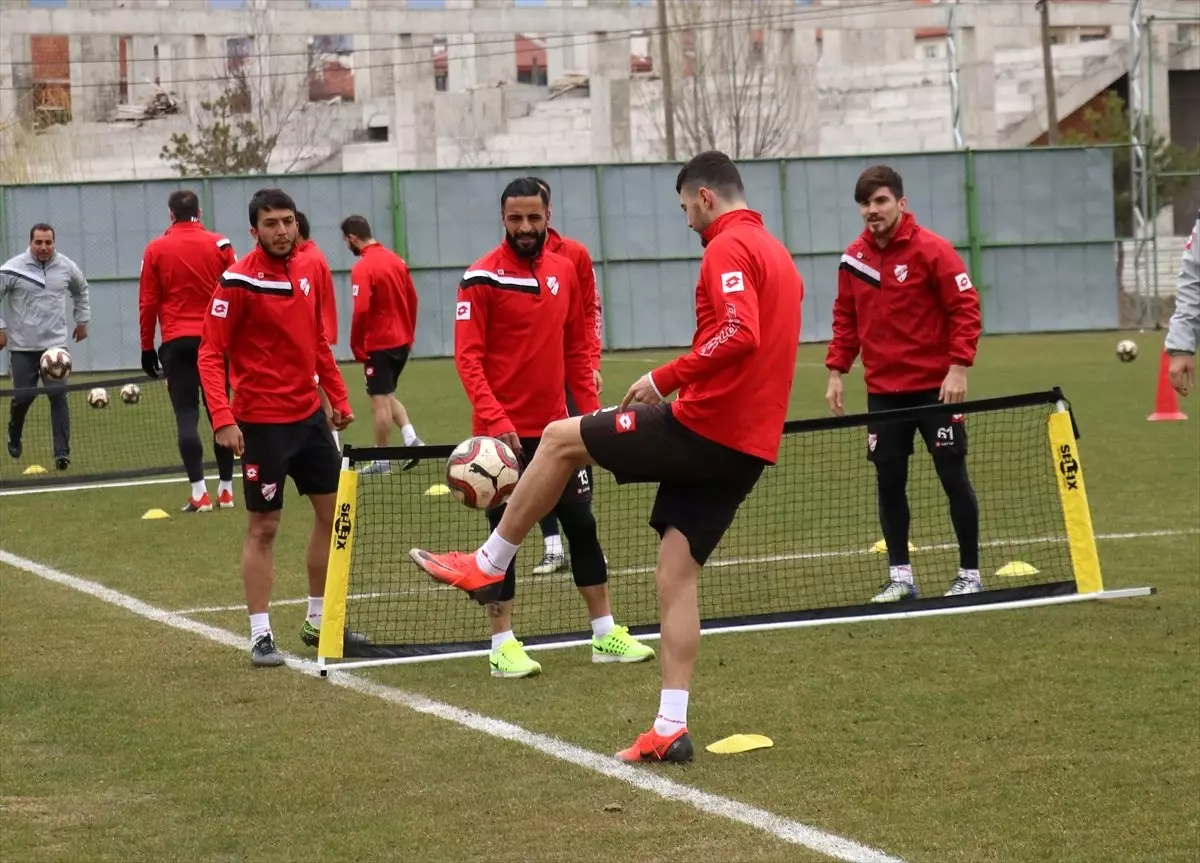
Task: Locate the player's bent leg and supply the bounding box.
[934,455,983,596]
[243,509,285,667]
[44,376,70,469]
[7,351,41,459]
[871,456,917,603]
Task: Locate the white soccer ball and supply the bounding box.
[120,383,142,404]
[39,347,71,380]
[1116,339,1138,363]
[445,436,521,510]
[87,387,109,409]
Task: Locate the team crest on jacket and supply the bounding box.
[547,275,559,295]
[300,277,311,296]
[894,264,908,283]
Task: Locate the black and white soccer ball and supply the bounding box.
[120,383,142,404]
[1116,339,1138,363]
[39,347,71,380]
[87,387,109,409]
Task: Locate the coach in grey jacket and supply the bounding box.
[0,223,91,469]
[1165,212,1200,398]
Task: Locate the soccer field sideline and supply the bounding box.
[0,546,906,863]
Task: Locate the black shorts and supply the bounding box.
[364,346,411,396]
[161,336,225,414]
[579,403,766,566]
[866,389,968,463]
[238,409,340,513]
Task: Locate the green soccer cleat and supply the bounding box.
[489,637,542,679]
[300,619,371,649]
[592,625,656,664]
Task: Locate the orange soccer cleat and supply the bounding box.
[408,549,505,602]
[616,725,695,764]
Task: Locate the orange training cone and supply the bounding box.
[1148,351,1188,422]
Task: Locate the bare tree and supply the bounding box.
[648,0,809,160]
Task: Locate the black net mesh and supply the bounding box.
[334,390,1080,658]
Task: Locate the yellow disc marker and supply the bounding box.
[869,539,917,554]
[141,508,171,520]
[424,483,451,496]
[996,561,1039,577]
[705,734,774,755]
[22,464,47,476]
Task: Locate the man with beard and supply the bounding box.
[825,164,983,604]
[340,214,424,474]
[446,176,654,679]
[199,188,355,668]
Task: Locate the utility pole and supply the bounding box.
[657,0,677,160]
[1037,0,1060,144]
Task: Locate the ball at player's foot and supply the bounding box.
[1116,339,1138,363]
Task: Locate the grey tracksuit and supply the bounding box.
[1165,214,1200,356]
[0,249,91,460]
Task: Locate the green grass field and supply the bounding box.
[2,331,1198,862]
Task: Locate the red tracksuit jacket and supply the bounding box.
[138,220,236,350]
[349,243,418,362]
[825,211,982,394]
[455,240,600,438]
[198,244,350,429]
[546,228,602,369]
[296,238,338,345]
[650,209,804,465]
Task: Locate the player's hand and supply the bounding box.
[826,371,845,416]
[141,348,162,379]
[620,373,662,411]
[940,365,968,404]
[497,431,523,457]
[592,368,604,395]
[0,330,6,350]
[215,423,244,457]
[1168,353,1196,397]
[331,409,355,431]
[72,324,88,343]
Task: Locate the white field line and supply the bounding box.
[0,548,905,863]
[0,472,223,497]
[172,527,1198,616]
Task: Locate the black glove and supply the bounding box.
[142,348,162,379]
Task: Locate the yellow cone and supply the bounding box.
[141,508,170,520]
[996,561,1039,577]
[424,483,451,496]
[706,734,774,755]
[870,539,917,554]
[22,464,47,475]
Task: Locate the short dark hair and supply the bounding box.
[675,150,744,199]
[296,211,311,240]
[854,166,904,204]
[29,222,54,241]
[527,176,551,202]
[168,189,200,221]
[500,177,548,210]
[340,215,372,241]
[248,188,296,228]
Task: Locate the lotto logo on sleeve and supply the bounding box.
[721,271,745,294]
[955,272,974,292]
[351,283,360,297]
[615,411,637,433]
[455,301,471,321]
[210,297,229,318]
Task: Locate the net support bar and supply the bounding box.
[1048,400,1104,594]
[315,586,1157,674]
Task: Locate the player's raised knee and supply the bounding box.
[540,416,588,462]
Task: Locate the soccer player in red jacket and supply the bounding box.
[340,214,425,475]
[410,154,803,761]
[526,176,604,576]
[295,211,342,448]
[446,176,654,679]
[199,188,356,668]
[138,189,238,513]
[824,165,984,604]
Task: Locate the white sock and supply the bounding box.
[249,612,271,644]
[960,568,981,583]
[653,689,689,736]
[218,479,233,495]
[331,429,341,450]
[477,530,520,577]
[190,480,206,499]
[401,423,418,446]
[306,596,323,625]
[544,533,563,556]
[491,630,514,651]
[591,614,615,639]
[889,564,914,585]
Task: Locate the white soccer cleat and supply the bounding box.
[944,575,983,596]
[531,553,568,575]
[870,581,917,603]
[358,459,391,476]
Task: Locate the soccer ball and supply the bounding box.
[39,347,71,380]
[1116,339,1138,363]
[87,387,109,409]
[120,383,142,404]
[445,436,520,510]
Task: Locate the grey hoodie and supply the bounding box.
[0,248,91,352]
[1165,214,1200,356]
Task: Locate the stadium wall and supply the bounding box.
[0,146,1118,374]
